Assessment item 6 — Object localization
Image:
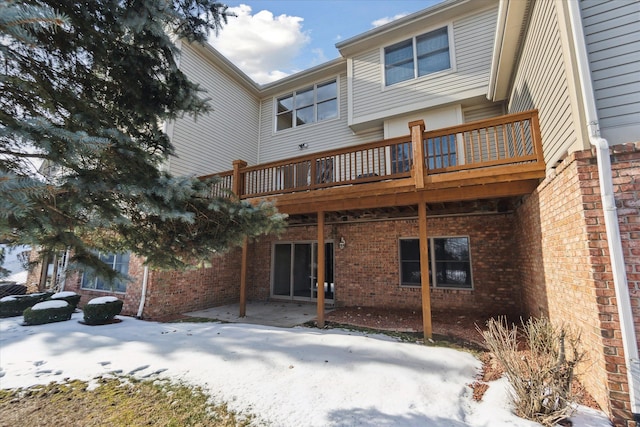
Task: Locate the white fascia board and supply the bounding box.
[336,0,477,57]
[259,59,347,98]
[488,0,530,101]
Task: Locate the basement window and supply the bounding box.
[399,237,472,289]
[81,252,130,293]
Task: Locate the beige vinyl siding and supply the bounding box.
[463,103,505,123]
[168,43,260,176]
[257,72,384,164]
[581,0,640,144]
[350,6,498,126]
[507,0,576,168]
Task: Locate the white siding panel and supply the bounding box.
[350,6,498,124]
[507,0,576,168]
[169,43,260,176]
[257,72,384,164]
[581,0,640,144]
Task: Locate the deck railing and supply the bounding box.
[206,110,543,199]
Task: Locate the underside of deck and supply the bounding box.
[204,110,547,339]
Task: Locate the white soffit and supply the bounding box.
[488,0,529,101]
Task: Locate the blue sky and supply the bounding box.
[208,1,443,84]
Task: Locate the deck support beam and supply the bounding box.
[409,120,426,189]
[239,237,248,317]
[317,211,326,328]
[418,202,433,340]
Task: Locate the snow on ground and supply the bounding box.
[0,245,29,285]
[0,314,611,427]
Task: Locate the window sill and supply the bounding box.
[399,285,473,292]
[80,287,127,295]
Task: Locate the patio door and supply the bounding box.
[272,242,334,302]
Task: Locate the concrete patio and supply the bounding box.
[184,301,332,328]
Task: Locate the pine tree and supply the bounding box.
[0,0,285,283]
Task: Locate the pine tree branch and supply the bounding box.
[0,150,49,159]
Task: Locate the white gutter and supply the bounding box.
[487,0,508,100]
[136,266,149,319]
[568,1,640,419]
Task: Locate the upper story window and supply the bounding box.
[384,26,451,86]
[276,79,338,131]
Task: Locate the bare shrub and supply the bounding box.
[481,317,584,426]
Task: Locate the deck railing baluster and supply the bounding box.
[202,110,543,199]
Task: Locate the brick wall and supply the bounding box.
[61,257,145,317]
[248,213,521,319]
[141,248,243,320]
[515,142,640,426]
[611,143,640,353]
[61,248,243,320]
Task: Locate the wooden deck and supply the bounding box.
[204,110,546,337]
[205,110,546,214]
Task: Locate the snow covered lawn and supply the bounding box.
[0,313,609,426]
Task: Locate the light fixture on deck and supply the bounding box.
[339,237,346,250]
[298,143,309,149]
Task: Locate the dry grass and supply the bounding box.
[481,317,585,427]
[0,377,254,427]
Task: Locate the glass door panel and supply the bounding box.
[313,243,335,300]
[273,244,292,296]
[272,241,334,301]
[293,243,313,298]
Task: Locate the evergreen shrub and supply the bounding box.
[50,291,81,310]
[0,292,53,318]
[23,300,74,325]
[83,297,123,325]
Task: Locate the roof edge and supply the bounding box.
[487,0,530,101]
[336,0,471,56]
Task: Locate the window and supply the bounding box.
[81,252,130,292]
[399,237,472,289]
[426,134,457,169]
[433,237,471,288]
[399,239,422,285]
[276,80,338,131]
[390,141,413,173]
[384,26,451,86]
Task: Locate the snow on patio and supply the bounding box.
[0,313,610,426]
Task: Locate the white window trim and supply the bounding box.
[273,77,340,133]
[80,252,130,293]
[380,23,456,90]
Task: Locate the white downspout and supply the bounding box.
[568,1,640,419]
[136,266,149,319]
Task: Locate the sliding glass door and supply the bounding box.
[272,241,334,301]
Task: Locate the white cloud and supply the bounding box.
[309,48,328,66]
[372,13,408,28]
[209,4,310,84]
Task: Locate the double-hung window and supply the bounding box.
[384,26,451,86]
[399,236,472,289]
[81,252,130,292]
[276,79,338,131]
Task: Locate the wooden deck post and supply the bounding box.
[232,160,247,198]
[409,120,426,189]
[239,236,248,317]
[418,202,433,340]
[316,211,325,328]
